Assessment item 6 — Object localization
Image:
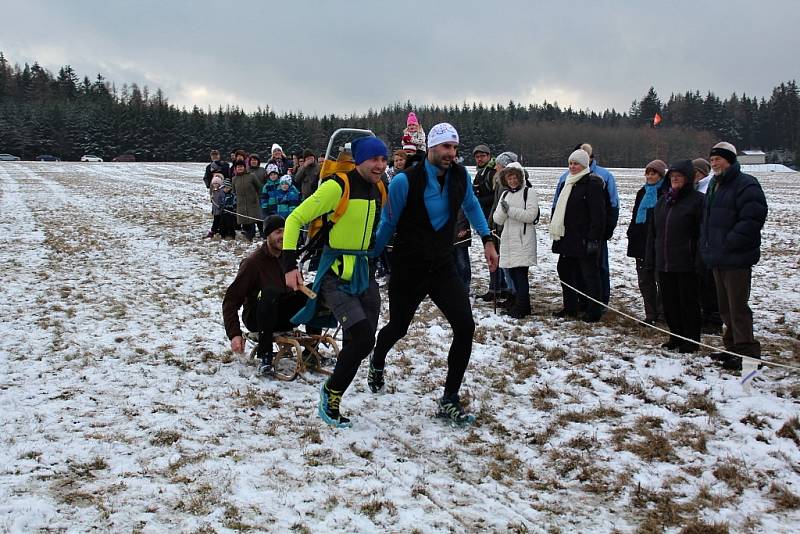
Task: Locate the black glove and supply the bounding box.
[500,200,509,213]
[586,240,601,256]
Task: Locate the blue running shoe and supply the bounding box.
[318,380,352,428]
[437,393,476,426]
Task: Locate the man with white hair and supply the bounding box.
[369,122,499,425]
[700,142,768,371]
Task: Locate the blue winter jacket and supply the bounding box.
[699,162,767,269]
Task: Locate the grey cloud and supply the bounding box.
[1,0,797,115]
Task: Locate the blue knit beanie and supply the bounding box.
[352,136,388,165]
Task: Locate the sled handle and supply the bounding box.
[298,285,317,300]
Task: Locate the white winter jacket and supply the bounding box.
[493,186,539,268]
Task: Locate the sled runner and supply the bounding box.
[244,286,340,381]
[244,328,339,381]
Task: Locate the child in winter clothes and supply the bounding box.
[207,173,225,238]
[220,178,237,239]
[273,175,301,219]
[492,162,539,318]
[402,112,426,153]
[259,165,282,217]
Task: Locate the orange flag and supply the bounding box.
[653,112,662,126]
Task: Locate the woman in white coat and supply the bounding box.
[492,162,539,318]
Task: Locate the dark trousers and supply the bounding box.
[243,289,307,357]
[635,258,662,321]
[373,258,475,396]
[713,268,760,356]
[241,221,263,240]
[600,240,611,305]
[376,250,392,277]
[453,246,471,294]
[507,266,530,313]
[488,236,508,293]
[322,276,381,393]
[699,264,722,327]
[211,214,222,234]
[220,213,236,238]
[658,271,701,347]
[557,255,603,320]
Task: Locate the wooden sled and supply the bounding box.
[244,329,339,381]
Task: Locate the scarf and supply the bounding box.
[635,178,664,224]
[665,186,683,205]
[549,168,590,240]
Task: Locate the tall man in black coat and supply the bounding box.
[699,142,768,370]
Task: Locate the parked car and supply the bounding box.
[81,155,103,162]
[0,153,21,161]
[112,154,136,162]
[36,154,60,161]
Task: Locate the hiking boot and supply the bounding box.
[204,230,215,239]
[367,361,385,394]
[258,354,274,376]
[722,355,762,372]
[678,342,699,354]
[478,290,496,302]
[702,322,723,335]
[722,356,743,371]
[581,313,602,323]
[506,306,530,319]
[661,339,682,350]
[436,393,476,426]
[709,351,730,362]
[302,348,318,370]
[499,296,516,309]
[318,381,352,428]
[554,309,578,319]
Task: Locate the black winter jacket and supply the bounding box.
[699,162,768,269]
[204,160,231,188]
[646,184,704,272]
[551,173,607,258]
[626,182,667,259]
[472,164,496,220]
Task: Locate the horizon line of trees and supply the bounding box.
[0,52,798,167]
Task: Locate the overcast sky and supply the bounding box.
[2,0,798,116]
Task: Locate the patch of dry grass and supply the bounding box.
[776,416,800,446]
[556,405,624,426]
[234,386,282,409]
[768,481,800,510]
[712,458,752,496]
[678,520,730,534]
[150,429,181,446]
[672,390,718,416]
[175,482,221,516]
[530,384,559,411]
[360,498,397,519]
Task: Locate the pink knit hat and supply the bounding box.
[406,112,419,126]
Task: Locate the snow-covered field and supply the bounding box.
[1,162,798,533]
